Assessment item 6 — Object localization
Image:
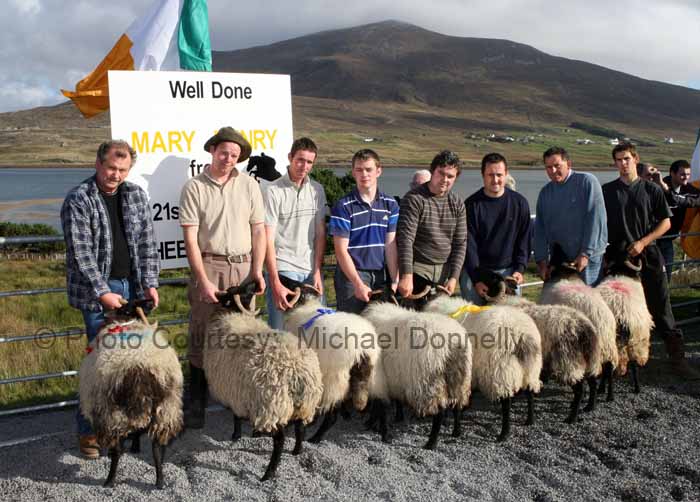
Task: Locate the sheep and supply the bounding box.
[361,286,473,449]
[279,276,390,444]
[78,300,183,489]
[539,248,619,403]
[476,270,601,424]
[203,280,324,481]
[423,293,540,442]
[595,249,654,394]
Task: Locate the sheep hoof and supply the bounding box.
[308,436,322,445]
[606,395,614,403]
[260,472,275,482]
[292,446,303,456]
[423,440,437,450]
[496,433,508,443]
[155,480,164,490]
[583,404,595,413]
[103,480,115,488]
[231,432,241,442]
[381,434,392,444]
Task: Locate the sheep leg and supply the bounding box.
[451,406,462,438]
[525,390,535,426]
[308,410,338,444]
[152,440,165,489]
[424,408,444,450]
[261,428,285,482]
[394,400,405,423]
[231,415,242,442]
[103,438,125,488]
[497,398,511,443]
[583,376,598,412]
[629,361,640,394]
[565,381,584,424]
[597,375,607,395]
[603,362,615,402]
[364,399,379,432]
[292,420,304,455]
[128,431,141,453]
[375,400,391,443]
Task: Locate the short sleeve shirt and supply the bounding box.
[179,168,264,255]
[263,173,327,274]
[602,178,672,247]
[329,189,399,270]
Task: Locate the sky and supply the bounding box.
[2,0,700,113]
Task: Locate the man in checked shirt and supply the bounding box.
[61,139,160,459]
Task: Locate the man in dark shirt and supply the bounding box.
[656,160,700,281]
[602,143,697,378]
[460,153,531,304]
[61,140,160,457]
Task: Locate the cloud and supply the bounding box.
[1,0,699,113]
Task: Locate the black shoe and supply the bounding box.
[184,364,207,429]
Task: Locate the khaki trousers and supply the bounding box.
[187,256,251,368]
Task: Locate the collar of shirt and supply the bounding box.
[203,166,239,186]
[282,171,309,190]
[352,187,381,205]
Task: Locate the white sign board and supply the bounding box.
[108,70,293,269]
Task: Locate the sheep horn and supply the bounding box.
[370,289,385,297]
[233,294,251,315]
[247,295,261,316]
[119,298,128,306]
[483,280,506,303]
[624,259,642,272]
[135,306,150,326]
[301,284,322,296]
[287,287,302,308]
[436,285,451,296]
[405,285,431,300]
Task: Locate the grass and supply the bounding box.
[2,247,699,410]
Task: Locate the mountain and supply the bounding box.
[214,20,699,131]
[1,20,698,167]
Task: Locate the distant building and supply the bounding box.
[664,137,675,144]
[609,138,620,146]
[576,138,594,145]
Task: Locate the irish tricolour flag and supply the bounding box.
[62,0,211,118]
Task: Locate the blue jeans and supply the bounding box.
[657,237,675,283]
[266,271,325,330]
[76,278,131,435]
[334,267,385,314]
[580,254,604,286]
[460,267,520,305]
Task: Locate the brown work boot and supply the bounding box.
[79,434,100,459]
[664,336,700,380]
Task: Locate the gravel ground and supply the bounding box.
[2,346,700,502]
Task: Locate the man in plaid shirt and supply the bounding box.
[61,139,160,459]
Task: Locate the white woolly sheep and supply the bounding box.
[280,276,391,444]
[204,282,324,481]
[540,262,620,404]
[423,294,540,442]
[363,298,473,449]
[477,270,601,424]
[79,302,183,489]
[595,252,654,394]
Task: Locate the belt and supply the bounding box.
[202,252,251,264]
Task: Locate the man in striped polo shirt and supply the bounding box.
[329,149,399,313]
[397,150,467,297]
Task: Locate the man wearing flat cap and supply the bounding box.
[179,126,266,428]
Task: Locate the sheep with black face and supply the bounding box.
[203,280,324,481]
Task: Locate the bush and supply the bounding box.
[310,168,356,254]
[0,222,65,253]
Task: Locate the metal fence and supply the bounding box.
[2,233,700,417]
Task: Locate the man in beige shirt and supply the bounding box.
[179,126,266,428]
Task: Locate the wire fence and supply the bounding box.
[2,232,700,416]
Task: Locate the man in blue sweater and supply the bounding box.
[534,146,608,285]
[460,153,531,304]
